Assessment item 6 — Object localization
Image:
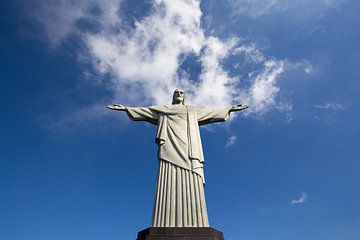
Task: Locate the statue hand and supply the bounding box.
[230,104,249,112]
[107,104,127,111]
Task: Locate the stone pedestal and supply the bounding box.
[136,227,224,240]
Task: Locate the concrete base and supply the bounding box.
[136,227,224,240]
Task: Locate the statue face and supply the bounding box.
[172,89,185,104]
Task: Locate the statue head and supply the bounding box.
[172,88,185,105]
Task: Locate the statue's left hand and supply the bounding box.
[230,104,249,112]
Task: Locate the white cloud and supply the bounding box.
[33,0,123,47]
[290,192,309,205]
[225,135,237,147]
[191,36,239,107]
[241,59,284,115]
[32,0,302,129]
[234,43,266,64]
[314,102,345,111]
[287,59,316,75]
[84,0,206,105]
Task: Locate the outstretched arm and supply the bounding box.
[107,104,158,124]
[196,104,249,125]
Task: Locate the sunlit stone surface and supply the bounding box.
[107,89,248,227]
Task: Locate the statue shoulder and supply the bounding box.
[149,105,169,111]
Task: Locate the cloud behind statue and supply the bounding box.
[30,0,313,120]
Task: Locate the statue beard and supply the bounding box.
[172,97,185,105]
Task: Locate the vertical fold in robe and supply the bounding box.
[151,160,209,227]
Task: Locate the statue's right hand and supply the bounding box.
[107,104,127,111]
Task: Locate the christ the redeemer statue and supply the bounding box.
[107,89,248,228]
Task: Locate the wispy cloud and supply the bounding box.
[324,0,347,9]
[276,101,293,122]
[314,102,345,111]
[290,192,309,205]
[32,0,123,48]
[225,135,237,147]
[44,103,112,135]
[233,44,266,64]
[243,60,284,115]
[228,0,285,18]
[257,207,270,214]
[227,0,349,19]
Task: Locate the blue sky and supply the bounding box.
[0,0,360,240]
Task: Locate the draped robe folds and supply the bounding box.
[126,104,232,227]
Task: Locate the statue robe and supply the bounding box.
[126,104,232,227]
